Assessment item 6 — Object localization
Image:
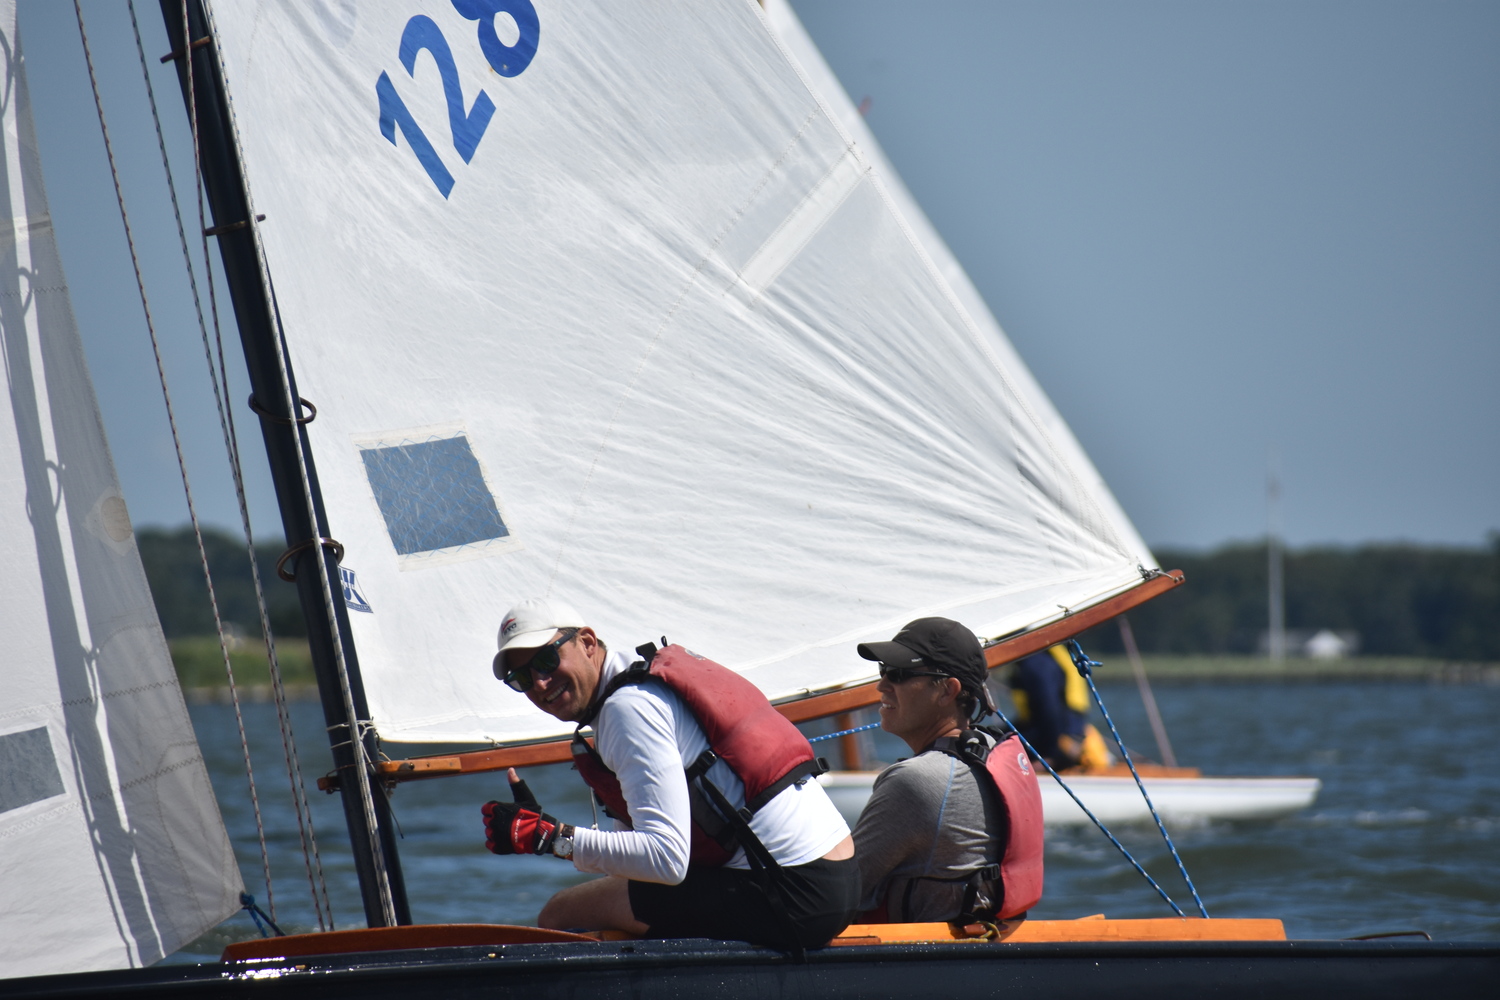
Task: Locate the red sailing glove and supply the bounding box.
[482,772,561,856]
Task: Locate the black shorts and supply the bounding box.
[628,855,860,950]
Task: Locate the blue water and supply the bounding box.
[179,680,1500,961]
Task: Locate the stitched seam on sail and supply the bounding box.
[0,679,182,727]
[731,146,868,298]
[0,754,207,841]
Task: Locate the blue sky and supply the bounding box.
[19,1,1499,551]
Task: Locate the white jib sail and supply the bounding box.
[204,0,1158,744]
[0,2,241,976]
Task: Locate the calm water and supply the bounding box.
[177,680,1500,961]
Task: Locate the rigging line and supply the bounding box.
[188,0,397,925]
[128,1,332,932]
[1065,640,1209,918]
[988,703,1185,917]
[71,0,276,918]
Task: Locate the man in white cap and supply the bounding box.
[481,597,858,952]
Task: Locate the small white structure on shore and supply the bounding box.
[1305,629,1353,659]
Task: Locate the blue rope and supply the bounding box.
[808,721,882,743]
[240,892,286,938]
[1065,640,1210,918]
[987,704,1185,917]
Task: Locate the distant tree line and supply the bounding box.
[139,527,1498,659]
[137,527,307,639]
[1078,539,1499,660]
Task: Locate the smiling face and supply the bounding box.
[504,627,605,723]
[877,670,966,753]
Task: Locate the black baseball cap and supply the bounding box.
[858,617,996,718]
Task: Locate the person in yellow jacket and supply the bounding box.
[1006,645,1112,772]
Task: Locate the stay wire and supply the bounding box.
[129,0,332,931]
[985,701,1186,917]
[1065,640,1210,918]
[189,0,399,924]
[72,0,275,918]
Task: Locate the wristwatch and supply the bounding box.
[551,823,575,861]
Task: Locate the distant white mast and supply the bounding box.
[1267,450,1286,661]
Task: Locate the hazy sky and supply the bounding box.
[17,1,1499,551]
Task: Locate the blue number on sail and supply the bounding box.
[451,0,540,78]
[398,15,496,163]
[376,71,455,197]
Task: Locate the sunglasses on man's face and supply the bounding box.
[878,664,950,685]
[495,628,580,692]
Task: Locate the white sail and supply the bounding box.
[760,0,1153,571]
[0,2,241,976]
[204,0,1158,744]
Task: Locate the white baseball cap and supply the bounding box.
[496,597,588,655]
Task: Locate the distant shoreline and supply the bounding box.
[1085,655,1500,685]
[172,638,1499,702]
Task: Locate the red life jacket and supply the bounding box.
[976,731,1046,919]
[878,728,1044,922]
[570,643,826,868]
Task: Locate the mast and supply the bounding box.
[1267,451,1286,662]
[157,0,410,927]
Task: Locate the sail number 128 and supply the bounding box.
[376,1,539,198]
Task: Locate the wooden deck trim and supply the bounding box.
[360,571,1183,785]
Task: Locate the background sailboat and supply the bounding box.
[0,0,239,975]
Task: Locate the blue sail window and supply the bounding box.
[360,435,509,556]
[0,727,65,815]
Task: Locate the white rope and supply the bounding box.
[71,0,276,918]
[130,0,332,931]
[189,0,398,925]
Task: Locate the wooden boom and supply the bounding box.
[347,570,1183,788]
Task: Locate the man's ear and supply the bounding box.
[943,676,962,704]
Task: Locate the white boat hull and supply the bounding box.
[819,772,1321,827]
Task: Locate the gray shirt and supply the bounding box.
[852,740,1003,921]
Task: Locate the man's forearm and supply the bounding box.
[572,825,689,884]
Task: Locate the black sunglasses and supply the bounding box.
[878,664,950,685]
[495,628,580,692]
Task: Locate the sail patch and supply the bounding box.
[0,727,65,816]
[356,428,519,568]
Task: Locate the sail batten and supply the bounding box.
[204,0,1157,745]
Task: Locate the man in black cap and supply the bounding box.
[850,617,1044,924]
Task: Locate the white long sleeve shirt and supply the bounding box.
[571,649,849,884]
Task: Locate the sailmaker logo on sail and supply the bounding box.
[342,567,374,614]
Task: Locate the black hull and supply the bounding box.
[4,939,1496,999]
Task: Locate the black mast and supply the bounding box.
[157,0,410,927]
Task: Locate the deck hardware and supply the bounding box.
[249,393,316,425]
[276,537,345,582]
[159,35,211,63]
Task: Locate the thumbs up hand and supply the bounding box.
[482,767,563,856]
